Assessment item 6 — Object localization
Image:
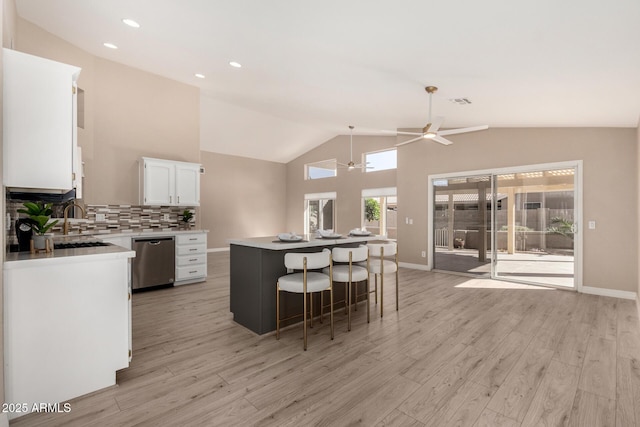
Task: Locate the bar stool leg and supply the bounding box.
[330,285,334,339]
[380,274,384,318]
[303,290,308,350]
[347,279,352,331]
[276,284,280,339]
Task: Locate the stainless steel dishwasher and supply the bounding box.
[132,236,175,290]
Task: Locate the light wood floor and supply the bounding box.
[12,252,640,426]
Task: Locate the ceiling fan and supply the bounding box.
[338,125,373,171]
[388,86,489,147]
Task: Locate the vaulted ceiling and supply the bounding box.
[16,0,640,162]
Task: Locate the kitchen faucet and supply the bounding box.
[63,203,87,235]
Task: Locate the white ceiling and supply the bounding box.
[16,0,640,163]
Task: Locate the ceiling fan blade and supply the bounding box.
[337,162,350,167]
[395,136,424,147]
[438,125,489,136]
[429,116,445,133]
[433,135,454,145]
[380,130,423,136]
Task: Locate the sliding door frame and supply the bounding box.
[427,160,583,291]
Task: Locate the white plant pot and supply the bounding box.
[32,235,47,250]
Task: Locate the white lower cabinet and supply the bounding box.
[175,233,207,285]
[3,255,131,419]
[99,236,133,361]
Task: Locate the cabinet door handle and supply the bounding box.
[189,258,198,262]
[177,196,180,204]
[189,270,198,274]
[189,248,198,252]
[170,195,172,203]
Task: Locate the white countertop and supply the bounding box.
[228,234,384,250]
[4,229,207,268]
[4,245,135,269]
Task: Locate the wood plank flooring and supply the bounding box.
[11,252,640,426]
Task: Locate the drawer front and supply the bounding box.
[176,264,207,280]
[176,253,207,267]
[176,233,207,245]
[176,244,206,256]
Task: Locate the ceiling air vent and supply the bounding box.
[449,98,472,105]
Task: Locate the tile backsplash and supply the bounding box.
[6,202,196,244]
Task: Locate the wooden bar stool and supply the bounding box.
[276,249,334,350]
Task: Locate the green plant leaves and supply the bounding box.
[17,202,57,235]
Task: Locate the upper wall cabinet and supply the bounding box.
[3,48,81,191]
[139,157,200,206]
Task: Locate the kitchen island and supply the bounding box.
[4,244,135,420]
[228,234,380,335]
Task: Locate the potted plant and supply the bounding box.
[17,202,59,249]
[180,209,194,229]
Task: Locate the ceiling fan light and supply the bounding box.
[424,133,437,139]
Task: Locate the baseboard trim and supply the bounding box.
[581,286,637,300]
[207,247,230,253]
[398,262,431,271]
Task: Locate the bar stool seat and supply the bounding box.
[330,265,369,283]
[278,272,332,293]
[364,259,397,275]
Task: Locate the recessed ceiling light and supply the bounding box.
[122,18,140,28]
[195,73,205,79]
[103,42,118,49]
[229,61,242,68]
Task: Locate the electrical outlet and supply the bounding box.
[421,251,426,258]
[163,213,171,221]
[95,213,106,222]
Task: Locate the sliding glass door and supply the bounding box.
[433,174,493,277]
[430,162,579,289]
[493,167,576,288]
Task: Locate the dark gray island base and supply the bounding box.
[229,235,380,335]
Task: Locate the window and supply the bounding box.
[305,192,336,234]
[364,148,397,173]
[362,188,397,239]
[305,159,337,180]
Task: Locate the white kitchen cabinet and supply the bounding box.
[139,157,201,206]
[3,252,132,419]
[175,162,201,206]
[3,48,81,191]
[175,232,207,285]
[99,235,133,361]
